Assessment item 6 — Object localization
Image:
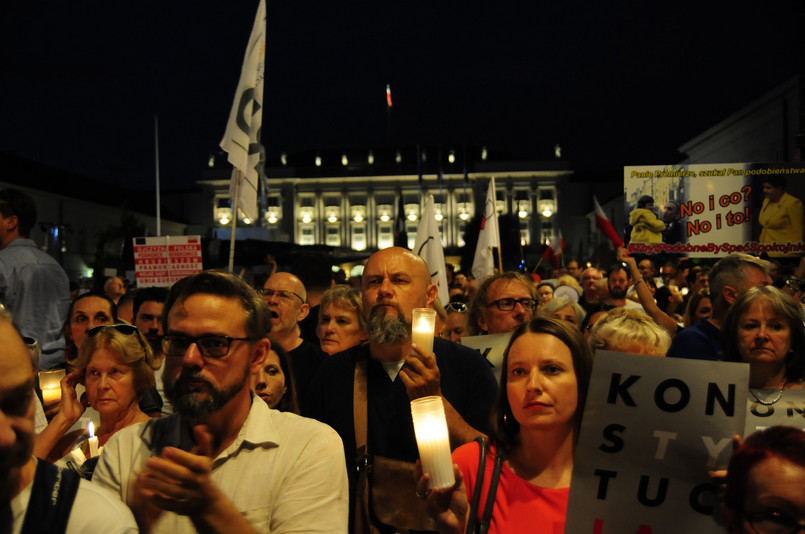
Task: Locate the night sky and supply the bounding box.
[1,1,799,190]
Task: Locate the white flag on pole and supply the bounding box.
[220,0,266,222]
[413,195,449,304]
[472,177,500,282]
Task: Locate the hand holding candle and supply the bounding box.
[410,396,455,489]
[411,308,436,355]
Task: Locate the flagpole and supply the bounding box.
[496,246,503,274]
[154,115,161,237]
[228,171,241,273]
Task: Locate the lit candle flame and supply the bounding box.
[88,421,95,438]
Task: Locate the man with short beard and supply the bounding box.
[604,263,643,310]
[94,271,348,534]
[305,247,498,533]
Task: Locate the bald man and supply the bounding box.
[0,314,137,532]
[261,271,325,410]
[305,247,498,532]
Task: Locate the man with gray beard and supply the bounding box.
[305,247,498,533]
[93,271,348,534]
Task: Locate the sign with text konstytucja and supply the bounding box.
[565,351,749,534]
[623,162,805,257]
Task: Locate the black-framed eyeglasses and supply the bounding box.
[744,510,805,534]
[444,302,468,313]
[256,288,304,304]
[87,323,147,352]
[487,298,538,312]
[162,334,254,359]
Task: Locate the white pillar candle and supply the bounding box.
[411,307,437,354]
[410,396,455,489]
[38,369,65,405]
[87,422,100,457]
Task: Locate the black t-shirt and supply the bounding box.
[288,340,326,414]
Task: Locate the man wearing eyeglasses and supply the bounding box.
[94,271,348,533]
[468,272,537,335]
[260,272,325,409]
[305,247,497,533]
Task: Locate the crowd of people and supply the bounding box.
[1,187,804,533]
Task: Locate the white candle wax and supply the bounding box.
[87,422,100,457]
[411,308,436,354]
[410,396,455,489]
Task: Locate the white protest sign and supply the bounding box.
[460,332,511,382]
[744,388,805,435]
[133,236,203,287]
[565,351,749,534]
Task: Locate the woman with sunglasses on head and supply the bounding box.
[416,317,594,533]
[443,297,470,344]
[34,324,160,476]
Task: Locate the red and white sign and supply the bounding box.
[133,236,203,287]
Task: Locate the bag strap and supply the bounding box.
[479,452,504,534]
[465,436,487,534]
[466,441,504,534]
[353,352,376,534]
[20,459,81,534]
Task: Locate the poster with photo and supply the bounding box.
[623,163,805,257]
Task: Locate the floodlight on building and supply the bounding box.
[395,150,402,164]
[457,201,472,221]
[351,205,366,223]
[435,211,444,222]
[341,154,348,166]
[481,146,488,160]
[280,152,288,166]
[368,151,374,165]
[377,204,392,222]
[537,186,557,218]
[448,150,456,164]
[328,215,338,223]
[267,214,278,224]
[405,203,419,222]
[208,155,215,168]
[300,205,314,224]
[315,155,322,167]
[517,200,529,219]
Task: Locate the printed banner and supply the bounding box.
[565,351,749,534]
[624,163,805,257]
[133,236,203,287]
